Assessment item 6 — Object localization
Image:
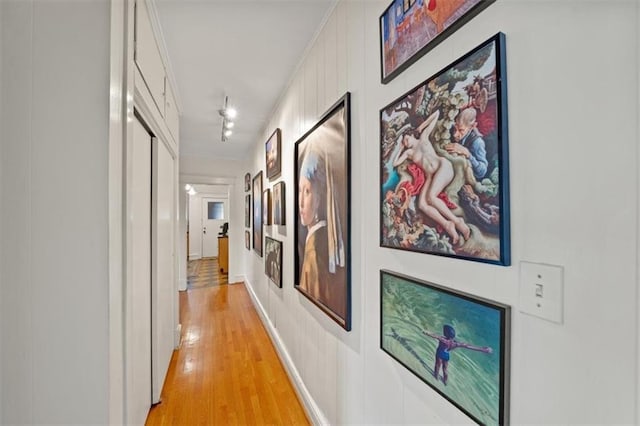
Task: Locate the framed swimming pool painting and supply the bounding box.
[294,93,351,331]
[380,32,509,265]
[380,270,510,425]
[380,0,495,84]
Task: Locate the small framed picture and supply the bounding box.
[263,188,271,226]
[265,128,282,180]
[244,172,251,192]
[245,194,251,228]
[245,230,250,250]
[264,236,283,288]
[380,269,510,425]
[252,171,263,256]
[272,182,286,225]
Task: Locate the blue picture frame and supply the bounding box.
[380,33,510,265]
[380,270,510,425]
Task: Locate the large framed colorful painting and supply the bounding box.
[380,0,495,84]
[252,171,263,256]
[380,270,510,425]
[265,236,283,288]
[380,33,509,265]
[294,93,351,331]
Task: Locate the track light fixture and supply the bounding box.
[218,96,237,142]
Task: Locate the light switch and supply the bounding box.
[519,261,564,324]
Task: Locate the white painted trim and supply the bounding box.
[188,253,201,261]
[178,279,187,292]
[180,174,237,186]
[230,275,244,285]
[244,279,328,426]
[145,0,182,112]
[636,2,640,423]
[108,0,127,423]
[134,66,177,157]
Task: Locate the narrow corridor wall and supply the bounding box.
[0,1,111,423]
[242,1,639,424]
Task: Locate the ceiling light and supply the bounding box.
[225,108,237,119]
[218,95,238,142]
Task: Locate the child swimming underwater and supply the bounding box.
[422,324,492,385]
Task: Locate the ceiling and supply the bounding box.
[154,0,337,161]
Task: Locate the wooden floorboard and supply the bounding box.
[146,261,309,426]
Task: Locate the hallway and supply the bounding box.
[145,265,309,425]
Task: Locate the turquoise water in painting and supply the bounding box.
[381,274,503,425]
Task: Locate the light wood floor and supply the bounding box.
[145,268,310,425]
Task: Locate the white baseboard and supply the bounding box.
[243,279,328,426]
[229,274,244,284]
[178,278,187,292]
[188,253,201,261]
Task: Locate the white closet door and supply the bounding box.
[151,138,176,403]
[131,118,152,424]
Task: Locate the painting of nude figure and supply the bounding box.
[380,33,509,265]
[380,270,510,425]
[380,0,495,83]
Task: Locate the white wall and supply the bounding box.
[242,1,639,424]
[0,1,4,420]
[0,1,110,424]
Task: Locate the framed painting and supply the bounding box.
[264,236,283,288]
[380,0,495,84]
[380,33,509,265]
[244,172,251,192]
[294,93,351,331]
[245,230,250,250]
[263,188,272,226]
[266,128,282,180]
[380,269,510,425]
[272,181,286,225]
[252,171,263,256]
[245,194,251,228]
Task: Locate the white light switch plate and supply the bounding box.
[519,261,564,324]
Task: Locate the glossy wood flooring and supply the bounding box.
[146,264,309,425]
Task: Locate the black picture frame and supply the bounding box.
[264,236,283,288]
[380,33,509,265]
[245,194,251,228]
[266,128,282,180]
[380,269,510,425]
[244,172,251,192]
[263,188,272,226]
[294,93,351,331]
[272,181,286,225]
[245,230,250,250]
[380,0,496,84]
[252,171,263,256]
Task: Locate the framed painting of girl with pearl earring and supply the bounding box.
[294,93,351,331]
